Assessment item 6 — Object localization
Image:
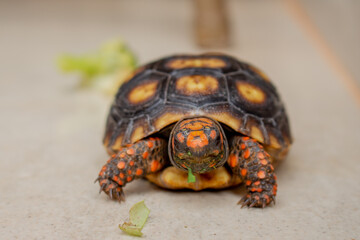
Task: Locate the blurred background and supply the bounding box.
[1,0,359,239]
[1,0,359,87]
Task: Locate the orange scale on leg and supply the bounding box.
[257,170,266,179]
[142,151,149,159]
[243,149,250,159]
[147,141,154,148]
[151,160,160,172]
[127,148,135,155]
[117,161,126,169]
[136,169,143,176]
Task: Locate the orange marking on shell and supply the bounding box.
[257,170,266,179]
[119,173,125,179]
[257,153,265,159]
[241,169,247,177]
[126,176,132,182]
[147,141,154,148]
[129,161,134,166]
[210,130,216,139]
[142,151,149,159]
[136,169,143,176]
[229,154,238,168]
[128,81,158,105]
[167,58,226,69]
[176,75,219,96]
[117,161,125,169]
[243,149,251,159]
[176,132,185,143]
[127,148,135,155]
[151,160,160,172]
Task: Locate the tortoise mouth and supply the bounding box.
[172,155,226,173]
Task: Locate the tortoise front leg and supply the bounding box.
[228,136,277,208]
[96,137,167,201]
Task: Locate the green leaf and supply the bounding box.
[119,201,150,237]
[57,38,137,95]
[188,168,196,183]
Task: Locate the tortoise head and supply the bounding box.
[169,116,229,173]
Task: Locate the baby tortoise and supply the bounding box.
[96,53,292,208]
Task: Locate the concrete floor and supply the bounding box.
[301,0,360,87]
[1,0,360,239]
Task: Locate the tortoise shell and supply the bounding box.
[104,53,292,160]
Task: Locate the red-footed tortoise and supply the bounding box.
[96,53,292,208]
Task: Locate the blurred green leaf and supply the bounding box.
[57,39,137,94]
[119,201,150,237]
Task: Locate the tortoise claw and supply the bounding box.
[116,190,126,202]
[97,177,126,202]
[238,195,251,208]
[109,188,114,199]
[262,199,266,208]
[99,183,106,194]
[271,195,276,205]
[239,192,276,208]
[94,177,100,184]
[249,201,257,208]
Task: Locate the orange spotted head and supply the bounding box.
[169,116,228,173]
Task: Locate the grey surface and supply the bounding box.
[1,0,360,239]
[300,0,360,87]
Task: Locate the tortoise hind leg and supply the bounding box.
[227,136,277,208]
[96,137,167,201]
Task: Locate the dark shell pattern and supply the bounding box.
[104,54,292,157]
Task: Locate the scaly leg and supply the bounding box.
[96,137,167,201]
[228,136,277,208]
